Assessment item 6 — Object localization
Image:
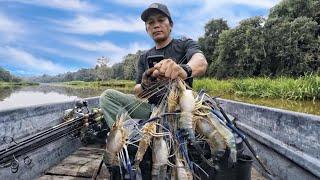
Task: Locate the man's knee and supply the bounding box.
[100,89,120,102]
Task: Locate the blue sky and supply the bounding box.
[0,0,280,76]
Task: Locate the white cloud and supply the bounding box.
[0,13,22,33]
[127,42,150,55]
[33,39,151,67]
[32,45,100,64]
[201,0,278,10]
[111,0,198,7]
[4,0,97,12]
[113,0,277,8]
[0,13,25,42]
[60,38,151,64]
[63,39,124,53]
[172,0,280,39]
[112,0,280,39]
[0,46,72,75]
[109,41,151,63]
[55,15,145,35]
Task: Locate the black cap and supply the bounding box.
[141,3,172,23]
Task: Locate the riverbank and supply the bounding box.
[0,81,39,87]
[194,75,320,101]
[57,76,320,101]
[59,80,135,90]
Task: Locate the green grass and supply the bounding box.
[62,76,320,100]
[194,75,320,100]
[63,80,135,89]
[0,81,39,87]
[193,78,234,95]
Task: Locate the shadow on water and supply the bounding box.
[0,84,319,116]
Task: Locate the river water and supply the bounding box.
[0,84,319,116]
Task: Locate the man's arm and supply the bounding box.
[134,53,146,97]
[134,84,143,96]
[187,52,207,77]
[152,52,207,80]
[134,53,207,97]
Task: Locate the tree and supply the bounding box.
[198,19,229,66]
[0,67,12,82]
[263,16,319,76]
[269,0,313,20]
[122,50,144,80]
[210,17,266,78]
[63,72,74,82]
[111,63,124,79]
[202,0,320,79]
[73,68,97,81]
[96,57,112,81]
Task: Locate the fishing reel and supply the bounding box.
[62,99,107,144]
[0,137,33,173]
[63,99,90,121]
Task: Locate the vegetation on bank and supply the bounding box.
[0,67,38,87]
[60,75,320,101]
[61,80,135,89]
[194,75,320,100]
[0,67,22,83]
[0,81,39,87]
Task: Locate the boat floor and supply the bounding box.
[39,146,265,180]
[39,146,108,180]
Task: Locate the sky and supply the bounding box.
[0,0,280,76]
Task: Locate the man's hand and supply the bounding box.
[134,67,158,97]
[152,59,187,80]
[141,67,157,89]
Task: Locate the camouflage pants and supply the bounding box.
[99,89,152,128]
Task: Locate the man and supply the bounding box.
[100,3,207,128]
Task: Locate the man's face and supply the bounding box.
[145,13,172,43]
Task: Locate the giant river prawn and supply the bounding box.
[103,78,242,179]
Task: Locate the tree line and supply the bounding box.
[199,0,319,78]
[27,51,143,83]
[13,0,320,83]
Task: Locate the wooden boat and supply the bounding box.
[0,97,319,180]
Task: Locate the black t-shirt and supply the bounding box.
[136,37,203,104]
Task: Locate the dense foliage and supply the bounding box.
[0,67,21,82]
[199,0,320,79]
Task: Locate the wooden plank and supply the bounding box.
[42,145,264,179]
[39,175,90,180]
[252,168,266,180]
[44,147,105,178]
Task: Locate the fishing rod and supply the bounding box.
[198,90,273,175]
[0,115,84,155]
[0,100,104,173]
[0,120,82,164]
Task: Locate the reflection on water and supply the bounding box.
[0,91,78,110]
[0,84,132,110]
[220,94,320,116]
[223,95,320,115]
[0,84,319,116]
[0,86,17,101]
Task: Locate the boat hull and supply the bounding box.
[0,97,319,180]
